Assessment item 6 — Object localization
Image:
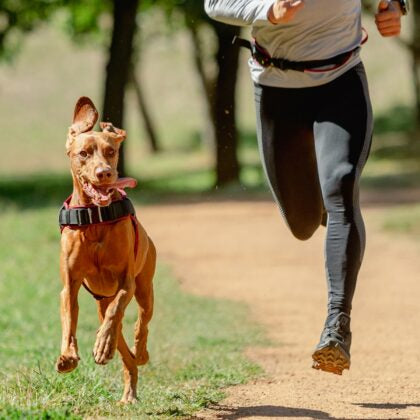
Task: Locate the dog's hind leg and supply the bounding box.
[97,299,138,404]
[133,240,156,366]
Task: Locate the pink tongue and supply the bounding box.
[109,177,137,191]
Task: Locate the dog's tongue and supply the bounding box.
[83,177,137,207]
[110,177,137,191]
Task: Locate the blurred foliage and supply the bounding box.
[0,0,59,60]
[0,0,210,60]
[61,0,108,42]
[156,0,207,22]
[374,105,416,135]
[0,0,108,60]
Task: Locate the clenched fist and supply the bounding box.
[268,0,305,24]
[375,0,402,37]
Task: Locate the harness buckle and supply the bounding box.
[87,208,93,224]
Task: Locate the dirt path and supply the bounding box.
[140,197,420,420]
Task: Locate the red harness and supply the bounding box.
[60,193,140,300]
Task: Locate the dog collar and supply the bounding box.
[59,196,136,228]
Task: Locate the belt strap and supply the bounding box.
[233,36,357,72]
[59,198,135,228]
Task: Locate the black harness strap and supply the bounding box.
[233,36,358,72]
[82,282,116,301]
[59,197,135,228]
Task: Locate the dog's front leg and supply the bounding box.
[93,278,135,365]
[56,266,82,374]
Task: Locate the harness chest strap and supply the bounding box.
[59,196,140,301]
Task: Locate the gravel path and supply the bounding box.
[140,196,420,420]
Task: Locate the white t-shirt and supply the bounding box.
[205,0,363,88]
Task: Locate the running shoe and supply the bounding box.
[312,312,351,375]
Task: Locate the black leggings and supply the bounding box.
[254,63,373,316]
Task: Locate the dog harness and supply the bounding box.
[59,195,139,301]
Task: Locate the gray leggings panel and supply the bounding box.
[254,63,373,315]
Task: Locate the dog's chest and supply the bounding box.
[64,225,130,274]
[80,237,125,297]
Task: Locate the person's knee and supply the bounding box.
[322,169,356,212]
[285,214,320,241]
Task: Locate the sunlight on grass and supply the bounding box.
[0,207,265,418]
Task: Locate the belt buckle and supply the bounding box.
[256,55,270,68]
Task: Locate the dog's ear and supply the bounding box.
[100,122,126,143]
[66,97,99,154]
[70,97,99,136]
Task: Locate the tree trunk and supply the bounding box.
[129,65,160,153]
[187,22,216,146]
[102,0,139,176]
[210,21,241,186]
[412,0,420,130]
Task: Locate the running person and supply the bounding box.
[204,0,408,374]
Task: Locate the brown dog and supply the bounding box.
[56,97,156,403]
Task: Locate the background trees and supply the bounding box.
[0,1,419,181]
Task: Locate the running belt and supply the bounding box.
[233,37,358,72]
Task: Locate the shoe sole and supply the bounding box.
[312,343,350,375]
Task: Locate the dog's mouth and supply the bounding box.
[80,177,137,207]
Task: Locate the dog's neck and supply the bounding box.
[69,172,121,208]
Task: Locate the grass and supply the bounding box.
[0,205,265,418]
[382,204,420,237]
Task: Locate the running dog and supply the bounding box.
[56,97,155,403]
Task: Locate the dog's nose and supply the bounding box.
[95,167,112,181]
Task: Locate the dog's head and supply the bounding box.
[66,97,135,207]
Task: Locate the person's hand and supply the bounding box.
[268,0,305,24]
[375,0,402,37]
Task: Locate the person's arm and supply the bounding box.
[204,0,305,26]
[204,0,275,26]
[375,0,405,37]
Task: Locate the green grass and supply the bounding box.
[382,204,420,237]
[0,206,265,418]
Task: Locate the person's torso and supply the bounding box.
[250,0,363,88]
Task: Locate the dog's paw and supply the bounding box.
[55,354,79,373]
[132,342,149,366]
[119,391,138,404]
[136,349,149,366]
[93,324,117,365]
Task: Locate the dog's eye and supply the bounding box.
[79,151,88,158]
[107,149,115,157]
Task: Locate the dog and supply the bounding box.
[56,97,156,404]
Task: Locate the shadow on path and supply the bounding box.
[197,404,409,420]
[355,402,420,410]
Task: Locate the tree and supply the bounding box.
[411,0,420,130]
[209,21,241,185]
[159,0,242,186]
[102,0,140,175]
